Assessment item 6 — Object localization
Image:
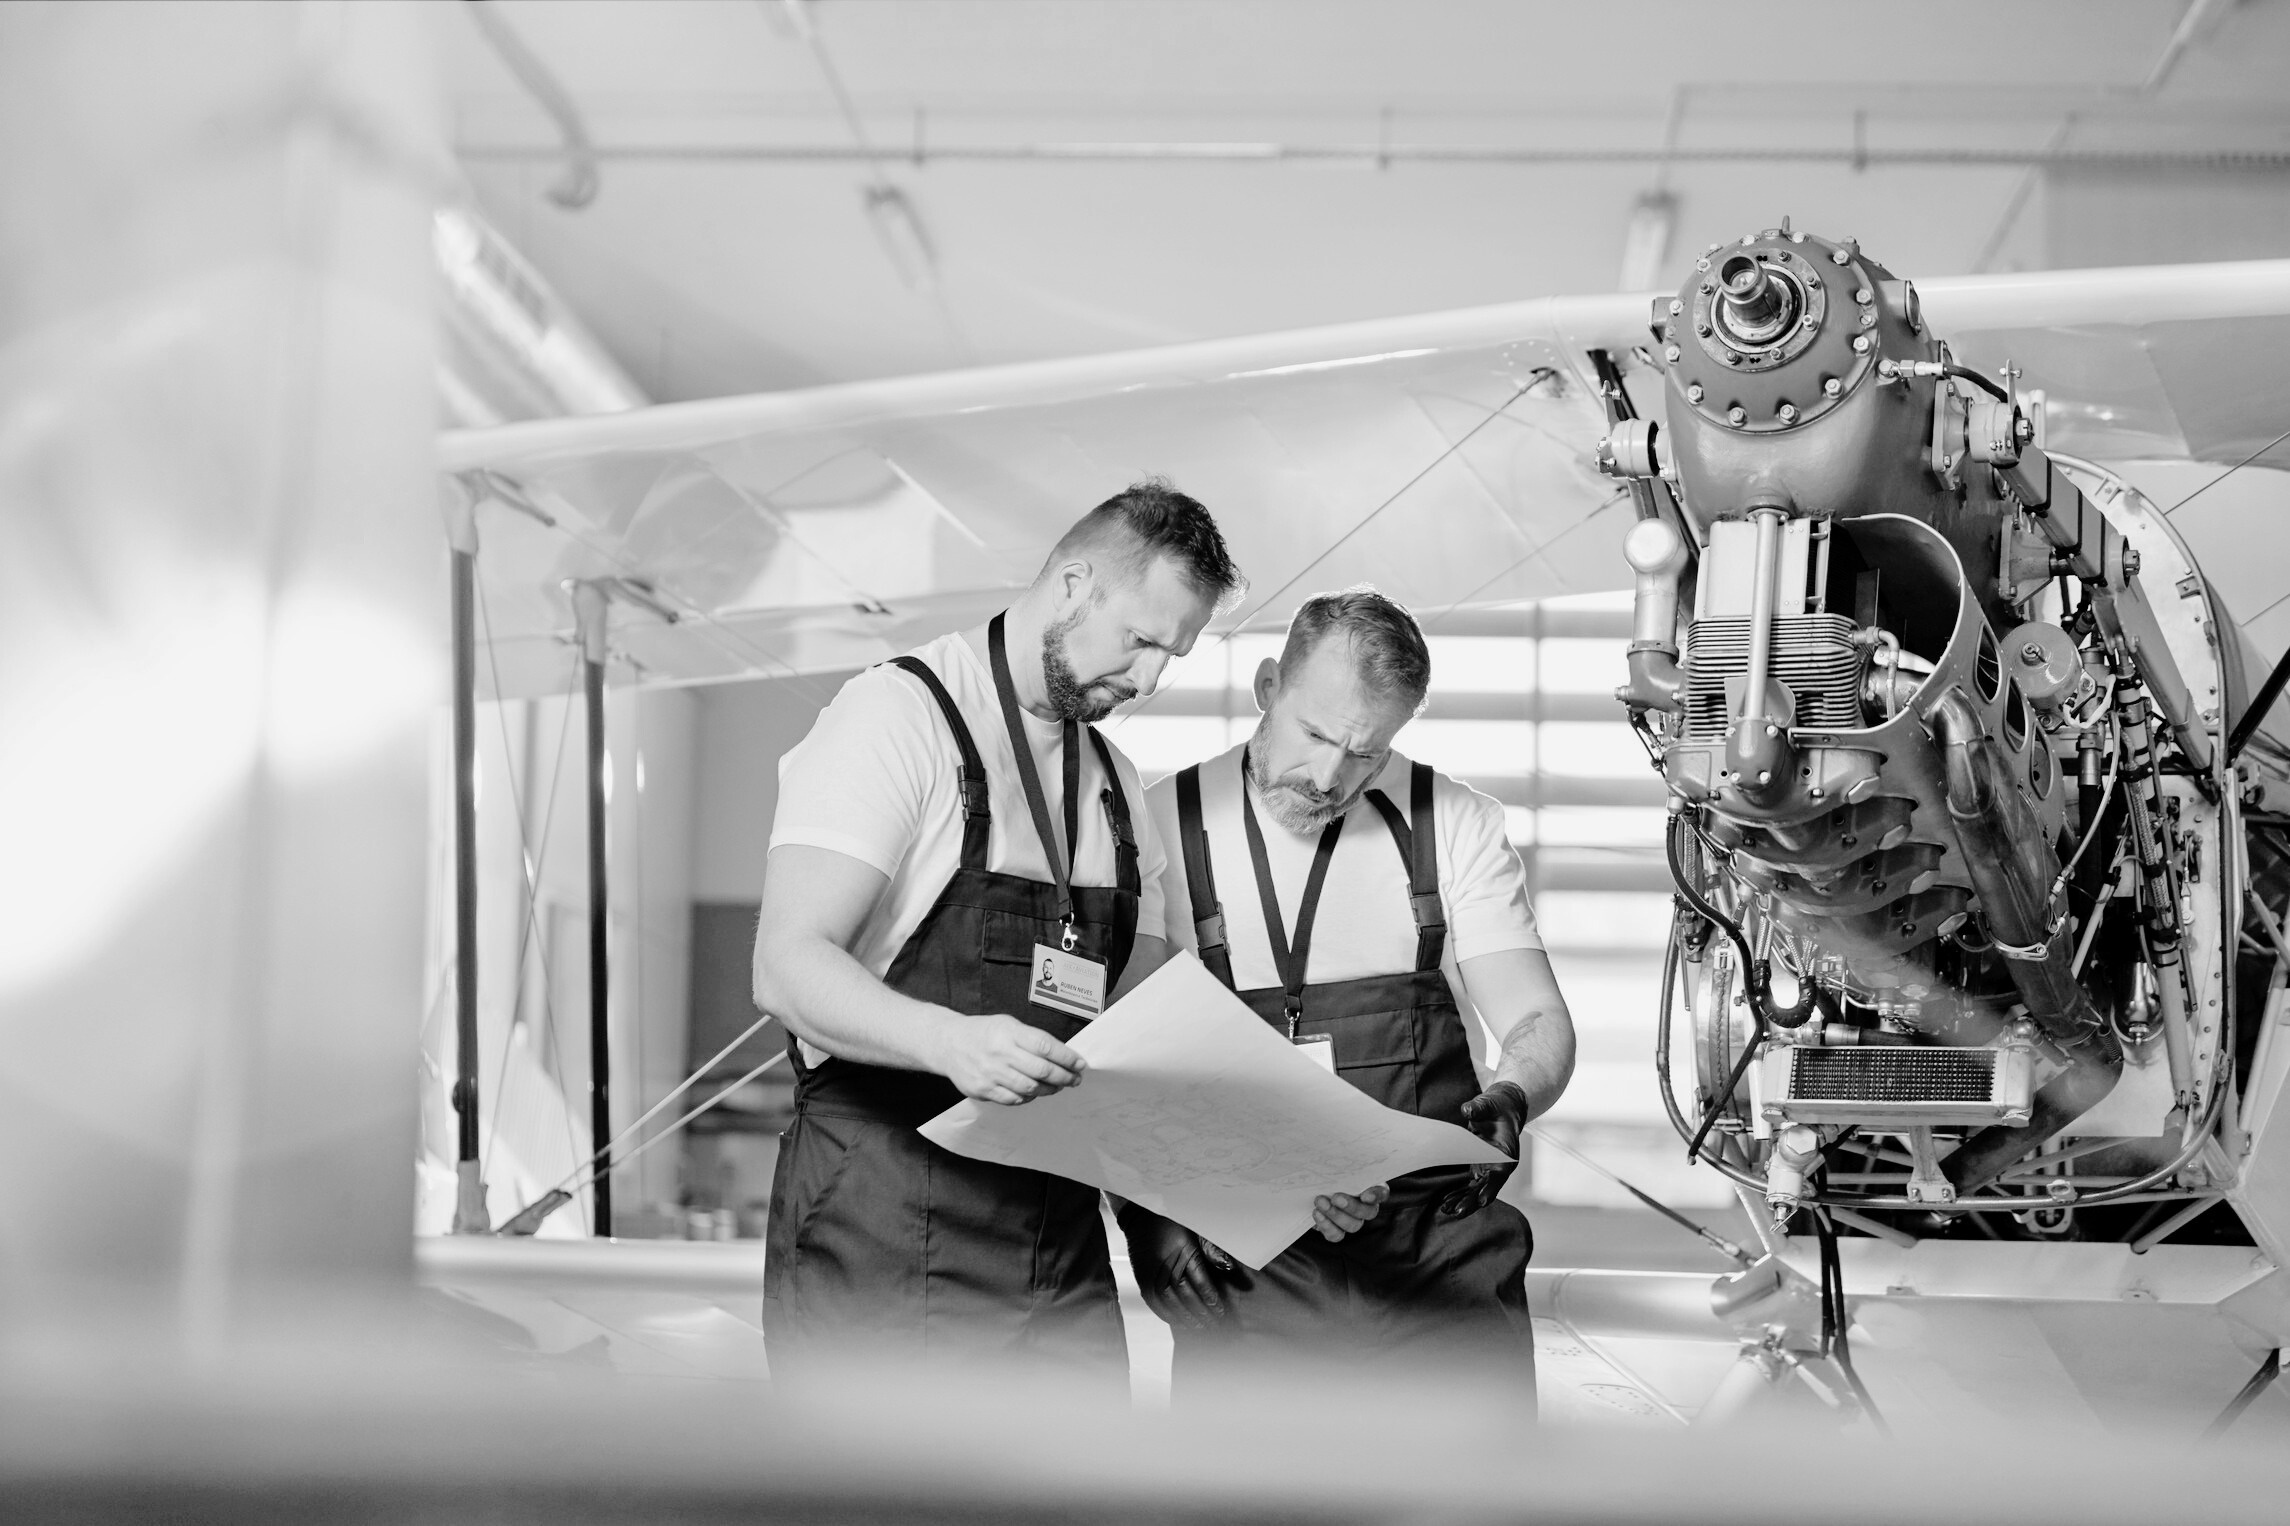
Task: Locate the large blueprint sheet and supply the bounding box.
[917,953,1505,1269]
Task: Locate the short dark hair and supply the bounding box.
[1044,478,1247,611]
[1279,586,1432,713]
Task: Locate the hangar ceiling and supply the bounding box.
[439,0,2290,404]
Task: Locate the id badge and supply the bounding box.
[1292,1033,1336,1074]
[1029,942,1107,1020]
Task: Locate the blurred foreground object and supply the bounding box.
[0,0,443,1330]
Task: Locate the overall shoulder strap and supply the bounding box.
[1174,764,1235,989]
[1085,728,1139,896]
[1364,762,1447,971]
[885,656,989,872]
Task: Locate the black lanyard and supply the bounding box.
[1239,747,1345,1036]
[988,613,1083,947]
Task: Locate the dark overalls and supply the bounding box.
[1166,756,1535,1389]
[763,622,1139,1385]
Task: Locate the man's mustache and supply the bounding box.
[1269,775,1340,807]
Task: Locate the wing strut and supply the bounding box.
[573,580,615,1237]
[446,488,491,1234]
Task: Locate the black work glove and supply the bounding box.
[1439,1081,1529,1218]
[1116,1202,1235,1330]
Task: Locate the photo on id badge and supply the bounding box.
[1030,943,1105,1021]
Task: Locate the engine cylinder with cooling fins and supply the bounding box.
[1683,614,1866,737]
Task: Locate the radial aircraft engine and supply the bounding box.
[1600,225,2290,1246]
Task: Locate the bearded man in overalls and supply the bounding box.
[756,481,1293,1387]
[1128,587,1577,1396]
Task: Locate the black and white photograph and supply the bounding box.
[5,1,2290,1519]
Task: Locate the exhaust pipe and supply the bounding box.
[1927,686,2122,1191]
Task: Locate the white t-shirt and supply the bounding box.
[1142,743,1540,1004]
[769,628,1169,989]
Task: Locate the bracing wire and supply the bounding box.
[498,1006,786,1229]
[2163,421,2290,520]
[565,1051,788,1197]
[500,1049,789,1234]
[1216,372,1553,639]
[1526,1124,1754,1266]
[1414,487,1635,635]
[474,571,586,1188]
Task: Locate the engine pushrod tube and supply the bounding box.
[1741,506,1783,733]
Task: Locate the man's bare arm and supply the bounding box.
[752,844,1086,1106]
[1457,946,1577,1121]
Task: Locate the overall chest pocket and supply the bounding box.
[1303,1007,1420,1071]
[978,909,1051,967]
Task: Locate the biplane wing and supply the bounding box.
[437,260,2290,701]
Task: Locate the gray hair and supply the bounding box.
[1278,586,1431,713]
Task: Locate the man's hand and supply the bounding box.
[1439,1081,1529,1217]
[1311,1183,1389,1242]
[930,1013,1085,1105]
[1117,1204,1234,1329]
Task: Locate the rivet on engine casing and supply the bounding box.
[1669,298,1684,315]
[1666,344,1682,362]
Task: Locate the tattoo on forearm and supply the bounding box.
[1496,1011,1546,1065]
[1493,1009,1567,1108]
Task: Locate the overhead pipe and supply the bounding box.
[456,141,2290,173]
[461,0,598,208]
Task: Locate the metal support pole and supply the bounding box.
[573,580,614,1238]
[445,486,490,1234]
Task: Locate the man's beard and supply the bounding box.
[1041,608,1137,723]
[1246,719,1377,834]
